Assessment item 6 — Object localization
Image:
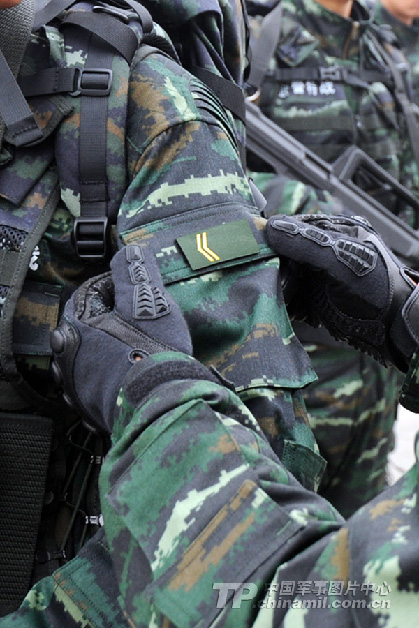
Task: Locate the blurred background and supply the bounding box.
[388,404,419,484]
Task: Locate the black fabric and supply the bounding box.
[0,49,42,147]
[18,67,77,97]
[192,66,245,123]
[62,11,139,62]
[123,355,220,408]
[247,0,283,94]
[0,414,52,616]
[0,0,37,149]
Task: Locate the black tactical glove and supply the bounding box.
[265,214,419,372]
[50,244,192,433]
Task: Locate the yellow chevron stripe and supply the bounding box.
[196,232,220,262]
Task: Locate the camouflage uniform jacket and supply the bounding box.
[1,351,419,627]
[373,1,419,106]
[0,5,324,605]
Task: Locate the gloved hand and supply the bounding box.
[50,244,192,433]
[265,214,419,372]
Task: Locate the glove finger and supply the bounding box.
[111,244,193,355]
[266,214,391,310]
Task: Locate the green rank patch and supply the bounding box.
[176,219,260,270]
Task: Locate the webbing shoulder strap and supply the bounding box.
[246,0,283,98]
[192,66,245,125]
[59,6,152,260]
[33,0,153,31]
[191,65,246,164]
[0,50,42,147]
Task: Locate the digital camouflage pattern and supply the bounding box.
[0,0,326,608]
[1,351,419,627]
[246,0,412,517]
[373,1,419,105]
[301,343,399,514]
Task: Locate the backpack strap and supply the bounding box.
[0,49,43,147]
[191,65,246,164]
[70,29,115,260]
[246,0,283,100]
[33,0,153,31]
[192,66,246,127]
[32,1,178,260]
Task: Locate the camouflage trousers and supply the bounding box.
[303,341,403,517]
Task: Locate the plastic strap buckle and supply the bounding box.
[71,68,112,97]
[73,217,109,260]
[320,66,342,82]
[93,3,137,23]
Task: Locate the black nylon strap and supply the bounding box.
[192,66,245,123]
[247,0,283,94]
[18,67,77,97]
[62,11,139,62]
[0,50,43,147]
[33,0,76,30]
[33,0,153,32]
[0,414,52,616]
[68,28,116,260]
[0,250,20,287]
[80,37,113,217]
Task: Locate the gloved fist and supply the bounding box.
[266,214,419,372]
[50,244,192,433]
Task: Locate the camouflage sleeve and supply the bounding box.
[114,48,325,492]
[2,351,419,626]
[246,169,340,217]
[100,351,419,627]
[98,351,342,627]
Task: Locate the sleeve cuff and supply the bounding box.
[121,351,221,408]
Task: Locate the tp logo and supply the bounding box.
[213,583,258,609]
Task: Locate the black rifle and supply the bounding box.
[246,99,419,268]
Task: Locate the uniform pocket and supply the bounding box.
[105,400,303,628]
